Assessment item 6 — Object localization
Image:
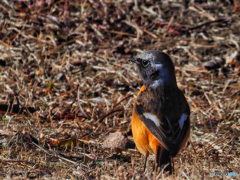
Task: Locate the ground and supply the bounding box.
[0,0,240,179]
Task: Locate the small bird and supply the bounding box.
[129,50,190,173]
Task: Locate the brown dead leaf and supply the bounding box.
[50,138,80,148]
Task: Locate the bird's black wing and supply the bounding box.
[135,85,190,156]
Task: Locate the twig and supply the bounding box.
[32,141,79,165]
[196,131,230,157]
[45,38,82,56]
[124,21,143,39]
[182,18,228,32]
[109,30,137,37]
[77,85,87,118]
[97,108,123,123]
[112,94,133,110]
[208,118,218,138]
[189,139,197,154]
[96,94,133,123]
[0,40,11,48]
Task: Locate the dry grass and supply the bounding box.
[0,0,240,179]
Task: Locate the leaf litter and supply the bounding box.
[0,0,240,179]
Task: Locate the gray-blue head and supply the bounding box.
[129,50,177,87]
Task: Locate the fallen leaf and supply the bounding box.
[50,138,80,148]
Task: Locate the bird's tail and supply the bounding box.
[156,146,172,173]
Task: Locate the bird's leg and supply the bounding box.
[143,151,149,171]
[171,157,174,174]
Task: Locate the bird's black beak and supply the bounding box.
[128,58,140,64]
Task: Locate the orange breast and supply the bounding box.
[131,86,161,156]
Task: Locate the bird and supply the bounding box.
[129,50,190,173]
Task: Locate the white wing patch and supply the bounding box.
[144,113,160,126]
[179,114,188,129]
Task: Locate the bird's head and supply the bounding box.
[129,50,177,87]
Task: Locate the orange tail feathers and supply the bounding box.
[156,146,172,174]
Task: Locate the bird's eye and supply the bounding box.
[142,60,149,67]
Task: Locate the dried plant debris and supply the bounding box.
[201,58,225,70]
[102,132,135,150]
[0,0,240,179]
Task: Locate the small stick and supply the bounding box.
[189,139,197,154]
[97,94,133,123]
[209,118,218,138]
[77,85,87,118]
[183,18,228,32]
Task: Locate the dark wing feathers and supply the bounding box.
[137,112,170,150]
[135,86,190,157]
